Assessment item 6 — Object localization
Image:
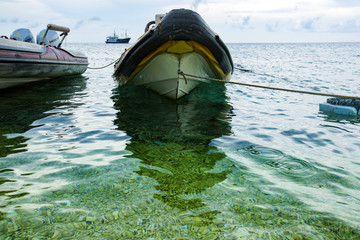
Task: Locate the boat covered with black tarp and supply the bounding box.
[113,8,233,100]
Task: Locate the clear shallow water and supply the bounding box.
[0,42,360,239]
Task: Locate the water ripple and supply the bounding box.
[242,144,318,180]
[281,129,334,147]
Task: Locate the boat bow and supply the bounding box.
[113,8,233,100]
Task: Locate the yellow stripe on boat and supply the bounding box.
[125,40,228,83]
[167,40,194,53]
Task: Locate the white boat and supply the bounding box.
[113,9,233,100]
[0,24,88,90]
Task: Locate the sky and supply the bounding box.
[0,0,359,43]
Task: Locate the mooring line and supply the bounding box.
[234,66,253,72]
[87,58,120,70]
[178,71,360,100]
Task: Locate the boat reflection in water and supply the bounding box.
[112,81,233,213]
[0,76,87,158]
[0,76,87,217]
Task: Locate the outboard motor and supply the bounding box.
[36,29,60,46]
[10,28,35,43]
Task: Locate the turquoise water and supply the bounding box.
[0,42,360,239]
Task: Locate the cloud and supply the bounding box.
[330,19,360,33]
[243,16,250,25]
[28,23,40,29]
[300,17,320,31]
[74,17,102,29]
[264,17,321,33]
[192,0,206,11]
[74,20,84,30]
[89,16,101,22]
[0,0,61,19]
[11,18,19,23]
[266,21,280,32]
[231,15,254,30]
[332,0,360,7]
[1,0,359,43]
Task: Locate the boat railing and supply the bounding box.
[40,24,70,48]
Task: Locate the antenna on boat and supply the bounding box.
[41,24,70,48]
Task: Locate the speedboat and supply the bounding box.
[113,8,233,100]
[0,24,88,90]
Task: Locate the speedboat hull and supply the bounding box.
[0,38,88,89]
[113,9,233,100]
[131,50,221,99]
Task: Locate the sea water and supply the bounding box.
[0,42,359,239]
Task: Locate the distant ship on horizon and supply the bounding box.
[105,31,130,44]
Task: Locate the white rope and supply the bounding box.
[178,71,360,100]
[87,58,120,70]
